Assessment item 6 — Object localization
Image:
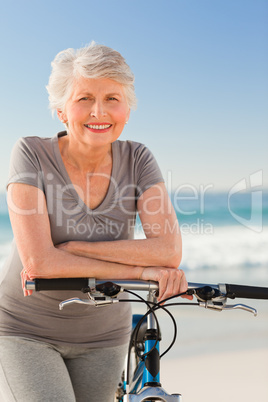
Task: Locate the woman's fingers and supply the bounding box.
[179,270,193,300]
[157,269,169,301]
[140,267,192,302]
[158,269,186,302]
[20,269,33,297]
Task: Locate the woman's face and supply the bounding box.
[58,76,130,148]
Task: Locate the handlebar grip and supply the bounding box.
[32,278,90,292]
[226,284,268,300]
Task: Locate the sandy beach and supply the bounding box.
[161,348,268,401]
[151,300,268,402]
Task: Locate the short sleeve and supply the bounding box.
[135,145,164,198]
[7,137,45,192]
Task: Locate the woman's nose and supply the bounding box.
[90,100,106,119]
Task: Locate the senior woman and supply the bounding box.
[0,42,189,402]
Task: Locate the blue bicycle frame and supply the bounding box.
[127,314,160,391]
[120,293,182,402]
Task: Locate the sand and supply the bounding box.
[161,349,268,401]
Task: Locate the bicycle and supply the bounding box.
[25,278,268,401]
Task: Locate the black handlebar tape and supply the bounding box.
[34,278,90,292]
[226,284,268,300]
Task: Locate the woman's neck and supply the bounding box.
[59,134,112,173]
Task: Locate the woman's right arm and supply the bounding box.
[8,183,143,291]
[8,183,188,301]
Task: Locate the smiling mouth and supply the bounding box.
[85,124,112,130]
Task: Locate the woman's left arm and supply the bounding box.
[57,182,182,268]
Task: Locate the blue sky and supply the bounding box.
[0,0,267,193]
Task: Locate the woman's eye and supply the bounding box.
[79,97,89,101]
[108,97,118,101]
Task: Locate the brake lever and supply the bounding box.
[222,303,257,316]
[59,297,95,310]
[198,300,257,316]
[192,286,258,316]
[59,292,119,310]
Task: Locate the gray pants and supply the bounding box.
[0,336,128,402]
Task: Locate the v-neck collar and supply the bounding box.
[52,131,119,214]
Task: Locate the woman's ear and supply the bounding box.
[57,110,67,123]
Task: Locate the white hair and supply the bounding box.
[46,41,137,115]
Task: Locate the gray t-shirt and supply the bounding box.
[0,131,164,347]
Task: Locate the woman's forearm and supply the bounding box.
[22,246,190,302]
[24,245,143,280]
[57,236,182,269]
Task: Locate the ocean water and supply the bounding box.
[0,191,268,286]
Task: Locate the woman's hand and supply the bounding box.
[140,267,192,302]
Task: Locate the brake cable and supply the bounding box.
[120,289,196,385]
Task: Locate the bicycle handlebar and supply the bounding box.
[25,278,159,292]
[25,278,268,300]
[225,283,268,300]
